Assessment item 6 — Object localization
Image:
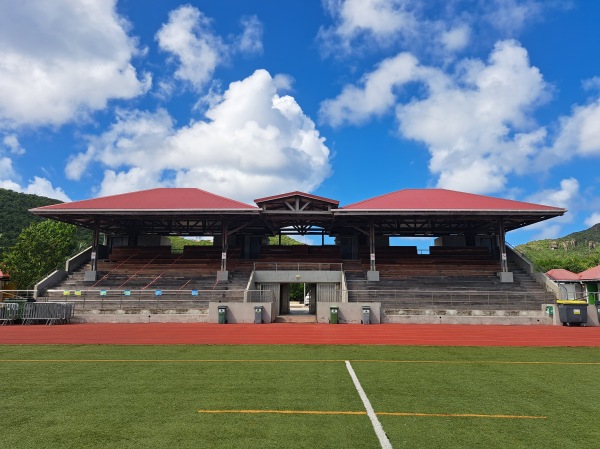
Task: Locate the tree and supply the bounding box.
[0,220,78,289]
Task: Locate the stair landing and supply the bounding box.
[274,314,317,323]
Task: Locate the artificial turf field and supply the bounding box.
[2,345,600,448]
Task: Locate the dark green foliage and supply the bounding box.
[289,283,305,300]
[168,235,303,251]
[516,223,600,272]
[0,188,60,257]
[0,220,78,289]
[268,235,304,245]
[168,236,213,250]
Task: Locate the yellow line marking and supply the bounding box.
[0,359,598,366]
[196,409,546,419]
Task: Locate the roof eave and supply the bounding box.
[334,209,565,215]
[30,208,259,214]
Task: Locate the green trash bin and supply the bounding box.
[217,305,227,324]
[330,306,339,324]
[4,299,28,321]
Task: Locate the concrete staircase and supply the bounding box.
[274,314,317,323]
[344,262,556,311]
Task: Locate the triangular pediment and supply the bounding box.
[254,191,339,212]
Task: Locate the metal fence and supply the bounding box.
[0,302,74,325]
[0,290,35,301]
[0,303,19,324]
[245,290,276,303]
[40,289,273,312]
[253,262,343,271]
[22,302,75,325]
[346,289,551,310]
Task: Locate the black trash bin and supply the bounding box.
[556,300,588,326]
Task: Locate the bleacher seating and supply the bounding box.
[43,243,554,313]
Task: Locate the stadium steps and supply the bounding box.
[274,314,317,323]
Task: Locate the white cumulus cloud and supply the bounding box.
[585,213,600,228]
[156,6,264,92]
[0,0,150,129]
[541,98,600,167]
[67,70,331,203]
[321,40,549,194]
[319,52,420,126]
[238,16,264,55]
[318,0,418,56]
[0,175,70,202]
[2,134,25,155]
[439,24,470,52]
[526,178,579,210]
[517,178,579,240]
[156,5,226,91]
[318,0,552,58]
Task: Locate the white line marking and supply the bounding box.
[346,360,392,449]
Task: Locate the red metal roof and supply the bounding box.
[547,266,600,281]
[254,191,339,206]
[341,189,565,212]
[546,269,580,281]
[578,266,600,281]
[31,188,257,212]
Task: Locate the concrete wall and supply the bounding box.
[34,270,68,299]
[66,246,92,273]
[35,247,96,298]
[72,303,599,326]
[208,302,276,323]
[384,308,553,325]
[316,302,381,324]
[74,310,209,323]
[507,246,559,299]
[587,304,600,326]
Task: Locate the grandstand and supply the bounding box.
[30,187,564,324]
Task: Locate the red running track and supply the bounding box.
[2,323,600,346]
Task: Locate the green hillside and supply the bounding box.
[515,223,600,272]
[169,234,304,250]
[0,188,61,257]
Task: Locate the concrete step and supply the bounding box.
[274,314,317,323]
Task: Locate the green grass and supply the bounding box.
[1,345,600,448]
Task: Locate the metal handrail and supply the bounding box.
[0,290,35,300]
[38,289,275,311]
[253,262,343,271]
[342,289,553,310]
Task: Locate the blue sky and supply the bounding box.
[1,0,599,245]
